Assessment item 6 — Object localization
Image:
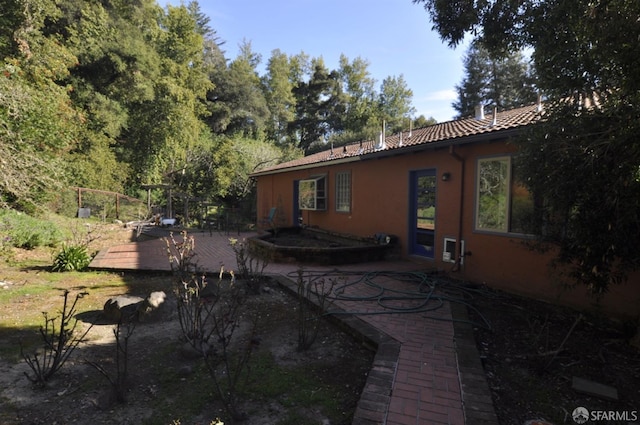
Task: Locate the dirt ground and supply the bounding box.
[466,285,640,425]
[0,278,375,425]
[0,224,374,425]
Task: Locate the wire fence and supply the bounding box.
[50,187,258,231]
[52,187,148,223]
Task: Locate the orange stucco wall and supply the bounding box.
[255,142,640,317]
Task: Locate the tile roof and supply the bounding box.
[253,103,543,176]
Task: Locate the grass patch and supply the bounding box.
[141,344,216,424]
[0,264,171,362]
[245,351,345,421]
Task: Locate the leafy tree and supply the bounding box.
[56,0,162,192]
[178,133,300,208]
[453,42,537,118]
[0,0,82,210]
[414,0,640,294]
[172,132,230,203]
[337,55,377,135]
[287,51,311,84]
[124,3,212,185]
[262,49,297,145]
[189,1,226,72]
[223,136,291,202]
[206,41,269,137]
[186,0,213,37]
[316,54,382,147]
[290,58,346,153]
[413,115,437,128]
[378,74,416,134]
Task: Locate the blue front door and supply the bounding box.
[410,169,436,257]
[293,180,300,226]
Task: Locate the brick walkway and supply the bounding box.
[90,226,498,425]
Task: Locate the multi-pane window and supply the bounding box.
[476,156,534,234]
[335,171,351,212]
[298,176,326,210]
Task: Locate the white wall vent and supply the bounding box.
[443,237,464,264]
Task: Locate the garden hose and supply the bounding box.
[285,269,492,330]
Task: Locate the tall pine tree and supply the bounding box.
[453,43,536,118]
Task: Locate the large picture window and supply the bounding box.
[476,156,534,234]
[335,171,351,213]
[298,176,326,210]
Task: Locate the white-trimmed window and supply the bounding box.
[298,176,326,210]
[475,156,534,234]
[335,171,351,213]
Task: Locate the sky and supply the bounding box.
[159,0,469,123]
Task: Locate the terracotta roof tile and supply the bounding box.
[253,103,542,175]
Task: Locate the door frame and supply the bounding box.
[408,168,437,258]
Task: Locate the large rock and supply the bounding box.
[102,291,167,323]
[103,295,144,323]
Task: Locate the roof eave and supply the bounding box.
[250,155,362,177]
[251,126,526,177]
[365,127,524,160]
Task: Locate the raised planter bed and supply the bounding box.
[248,227,396,265]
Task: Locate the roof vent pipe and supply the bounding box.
[399,131,403,147]
[376,120,386,150]
[491,106,497,126]
[475,104,485,120]
[536,92,543,112]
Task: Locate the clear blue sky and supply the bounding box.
[160,0,468,123]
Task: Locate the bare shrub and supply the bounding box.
[87,320,136,403]
[167,231,256,421]
[21,290,93,387]
[296,268,338,351]
[229,237,268,294]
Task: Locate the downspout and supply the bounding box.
[449,145,465,272]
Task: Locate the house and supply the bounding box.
[251,103,640,316]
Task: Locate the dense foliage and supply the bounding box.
[1,0,432,219]
[415,0,640,293]
[0,209,63,250]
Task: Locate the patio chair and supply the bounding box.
[260,207,277,228]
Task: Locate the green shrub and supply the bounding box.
[51,245,92,272]
[0,209,63,249]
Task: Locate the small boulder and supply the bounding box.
[103,295,144,323]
